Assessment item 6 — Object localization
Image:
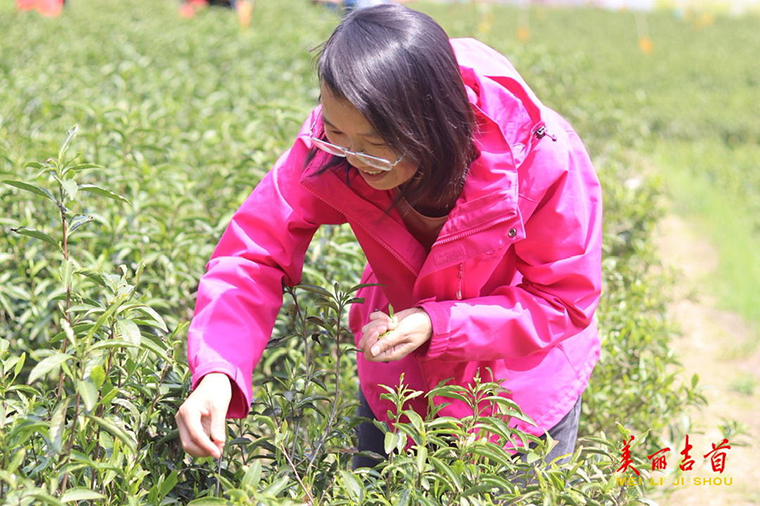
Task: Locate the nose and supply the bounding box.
[345,152,367,169]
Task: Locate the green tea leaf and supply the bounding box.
[61,179,78,201]
[28,494,64,506]
[90,365,106,389]
[186,499,229,506]
[339,469,364,501]
[69,163,102,172]
[130,305,168,333]
[79,184,130,204]
[68,215,94,236]
[2,180,57,203]
[89,339,140,352]
[77,379,98,413]
[60,259,75,291]
[61,489,106,503]
[347,282,382,293]
[10,227,59,248]
[85,414,137,452]
[50,397,71,454]
[295,283,332,298]
[14,352,27,379]
[158,471,179,500]
[28,353,73,384]
[384,431,398,455]
[416,445,428,474]
[260,475,290,496]
[61,319,77,349]
[58,125,79,161]
[5,446,25,473]
[241,460,262,489]
[116,319,141,347]
[429,456,462,492]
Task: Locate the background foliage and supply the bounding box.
[2,0,753,503]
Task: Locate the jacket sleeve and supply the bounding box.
[417,129,602,362]
[187,113,344,418]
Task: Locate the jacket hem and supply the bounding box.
[518,338,600,439]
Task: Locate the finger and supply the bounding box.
[184,406,221,458]
[177,411,214,458]
[369,310,389,321]
[364,325,396,356]
[360,321,385,341]
[366,340,405,362]
[369,330,404,358]
[181,436,215,458]
[210,404,227,453]
[359,322,390,351]
[374,341,415,362]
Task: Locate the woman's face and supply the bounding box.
[319,84,418,191]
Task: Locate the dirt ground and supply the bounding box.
[650,213,760,506]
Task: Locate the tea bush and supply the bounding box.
[0,0,713,504]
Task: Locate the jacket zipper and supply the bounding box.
[514,123,555,171]
[534,125,557,142]
[435,214,516,246]
[302,184,419,276]
[456,262,464,300]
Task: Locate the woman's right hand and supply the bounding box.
[175,372,232,459]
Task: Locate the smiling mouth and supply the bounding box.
[360,169,384,176]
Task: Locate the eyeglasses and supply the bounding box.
[304,120,406,172]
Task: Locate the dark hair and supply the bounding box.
[305,4,478,216]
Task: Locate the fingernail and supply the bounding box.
[371,345,381,356]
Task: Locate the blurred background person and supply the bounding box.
[180,0,253,25]
[313,0,393,15]
[16,0,65,17]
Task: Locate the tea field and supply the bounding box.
[1,0,756,504]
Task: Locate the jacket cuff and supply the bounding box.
[415,300,452,360]
[191,361,251,419]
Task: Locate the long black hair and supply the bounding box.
[306,4,478,216]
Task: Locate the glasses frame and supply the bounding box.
[304,119,405,172]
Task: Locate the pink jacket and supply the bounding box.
[188,38,602,439]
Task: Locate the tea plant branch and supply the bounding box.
[55,177,72,404]
[89,325,118,490]
[135,355,173,452]
[58,389,81,494]
[278,441,314,505]
[305,288,346,475]
[285,287,308,460]
[215,453,224,497]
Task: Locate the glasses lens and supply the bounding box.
[356,153,392,171]
[311,136,396,171]
[311,138,346,157]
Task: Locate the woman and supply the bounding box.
[175,4,602,469]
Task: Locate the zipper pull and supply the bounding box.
[456,263,464,300]
[534,125,557,142]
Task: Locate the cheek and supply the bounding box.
[394,162,418,185]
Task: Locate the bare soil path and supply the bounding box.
[652,213,760,506]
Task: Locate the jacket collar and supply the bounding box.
[435,38,546,242]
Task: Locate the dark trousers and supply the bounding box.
[353,389,582,470]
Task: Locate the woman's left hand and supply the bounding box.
[358,307,433,362]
